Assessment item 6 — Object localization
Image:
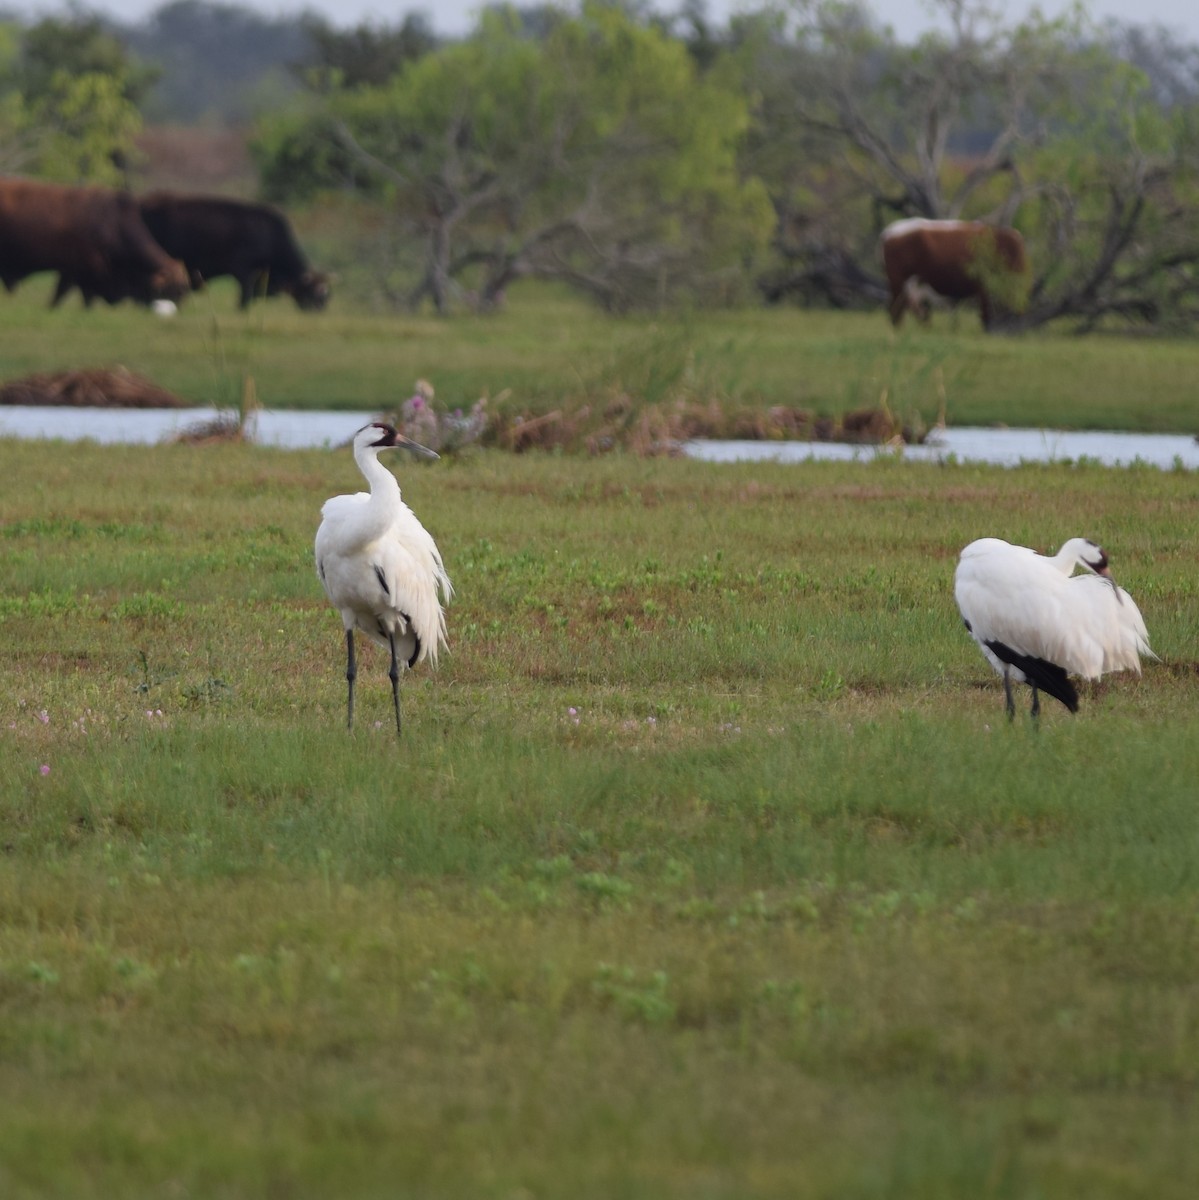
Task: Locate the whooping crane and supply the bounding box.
[315,422,452,735]
[954,536,1155,719]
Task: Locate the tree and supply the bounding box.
[255,4,773,313]
[298,13,437,91]
[741,0,1199,330]
[0,22,36,176]
[17,15,159,107]
[0,16,150,185]
[124,0,310,124]
[33,71,144,185]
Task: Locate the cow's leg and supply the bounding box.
[888,286,907,326]
[979,290,992,331]
[239,271,272,309]
[50,275,72,308]
[904,278,934,324]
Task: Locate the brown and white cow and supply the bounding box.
[0,179,189,308]
[880,218,1028,330]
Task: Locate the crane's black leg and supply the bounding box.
[1030,686,1041,721]
[345,629,357,730]
[387,632,402,738]
[1002,667,1016,721]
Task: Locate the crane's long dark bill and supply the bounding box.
[396,437,439,461]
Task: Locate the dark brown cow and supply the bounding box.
[137,192,331,310]
[0,178,189,308]
[881,219,1028,330]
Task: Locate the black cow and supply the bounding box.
[0,178,189,308]
[137,192,331,310]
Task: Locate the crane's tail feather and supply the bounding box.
[984,639,1079,713]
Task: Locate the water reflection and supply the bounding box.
[1,404,1196,470]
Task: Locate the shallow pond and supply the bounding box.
[685,427,1199,470]
[1,405,1197,470]
[0,405,376,450]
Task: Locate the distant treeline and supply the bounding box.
[43,0,1199,129]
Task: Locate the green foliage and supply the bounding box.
[254,4,773,311]
[734,2,1199,327]
[1010,45,1199,324]
[32,70,143,185]
[0,84,33,176]
[252,104,364,203]
[0,15,154,184]
[16,14,159,107]
[298,11,437,90]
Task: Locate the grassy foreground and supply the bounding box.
[1,437,1197,1197]
[1,281,1199,434]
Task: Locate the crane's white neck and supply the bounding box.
[353,445,404,535]
[1050,543,1080,572]
[1050,538,1100,576]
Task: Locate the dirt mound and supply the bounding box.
[0,367,188,408]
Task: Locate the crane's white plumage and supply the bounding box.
[315,422,451,733]
[954,536,1154,718]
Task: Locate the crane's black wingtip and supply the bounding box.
[984,640,1080,713]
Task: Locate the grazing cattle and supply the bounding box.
[881,218,1028,330]
[0,179,189,308]
[138,192,331,310]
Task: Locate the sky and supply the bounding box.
[8,0,1199,42]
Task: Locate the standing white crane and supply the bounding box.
[315,422,452,735]
[954,536,1155,719]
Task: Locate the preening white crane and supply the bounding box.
[954,536,1155,719]
[315,422,452,735]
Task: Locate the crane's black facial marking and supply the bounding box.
[373,563,389,595]
[1079,539,1121,601]
[1083,542,1110,576]
[369,423,399,448]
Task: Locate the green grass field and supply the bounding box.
[1,422,1197,1195]
[2,281,1198,434]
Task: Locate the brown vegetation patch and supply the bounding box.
[489,393,925,457]
[170,415,250,445]
[0,367,188,409]
[172,377,260,443]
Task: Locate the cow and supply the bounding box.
[137,192,331,311]
[0,178,190,308]
[880,218,1028,330]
